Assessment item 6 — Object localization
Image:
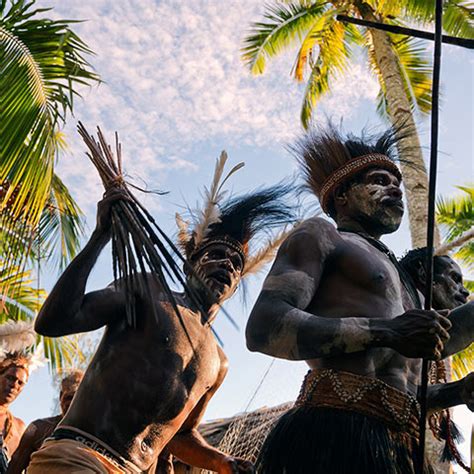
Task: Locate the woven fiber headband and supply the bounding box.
[191,238,246,264]
[319,154,402,213]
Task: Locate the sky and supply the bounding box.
[8,0,473,469]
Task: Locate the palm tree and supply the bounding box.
[0,262,84,370]
[242,0,473,247]
[1,0,98,369]
[0,0,99,266]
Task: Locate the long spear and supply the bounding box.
[417,0,444,472]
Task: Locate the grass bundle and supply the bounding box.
[78,122,201,331]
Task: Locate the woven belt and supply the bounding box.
[295,369,420,439]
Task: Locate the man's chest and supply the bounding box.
[330,237,401,295]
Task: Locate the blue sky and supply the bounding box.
[10,0,473,468]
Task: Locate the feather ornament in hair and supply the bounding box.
[26,344,46,373]
[242,226,295,276]
[0,321,36,358]
[175,213,191,252]
[192,151,245,248]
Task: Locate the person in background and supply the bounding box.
[7,370,84,473]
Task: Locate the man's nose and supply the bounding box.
[388,185,402,199]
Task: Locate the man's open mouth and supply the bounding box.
[209,270,231,287]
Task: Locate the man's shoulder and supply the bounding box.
[282,217,339,256]
[31,415,61,428]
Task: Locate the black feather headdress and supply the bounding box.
[176,152,297,277]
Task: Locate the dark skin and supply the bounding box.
[34,190,254,474]
[6,381,80,473]
[0,367,28,458]
[247,168,473,412]
[407,254,474,412]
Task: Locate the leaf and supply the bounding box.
[241,1,328,75]
[0,0,99,272]
[392,36,433,116]
[300,16,351,128]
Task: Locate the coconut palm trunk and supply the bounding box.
[363,12,440,248]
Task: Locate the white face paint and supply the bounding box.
[191,243,243,303]
[344,169,404,235]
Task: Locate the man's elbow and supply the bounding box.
[34,314,65,337]
[245,320,268,353]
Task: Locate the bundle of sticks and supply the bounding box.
[78,122,199,329]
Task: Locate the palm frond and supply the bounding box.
[452,344,474,380]
[392,36,432,115]
[242,1,328,75]
[0,0,99,268]
[443,0,474,38]
[436,186,474,240]
[400,0,473,38]
[0,262,84,371]
[464,280,474,292]
[300,17,351,128]
[37,173,84,272]
[436,185,474,268]
[292,10,336,81]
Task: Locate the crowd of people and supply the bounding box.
[1,125,472,473]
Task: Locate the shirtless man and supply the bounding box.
[0,321,37,473]
[7,370,83,473]
[245,126,474,473]
[31,162,294,473]
[400,247,470,311]
[0,361,28,472]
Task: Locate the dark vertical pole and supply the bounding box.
[417,1,444,473]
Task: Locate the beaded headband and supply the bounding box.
[319,153,402,213]
[190,237,246,266]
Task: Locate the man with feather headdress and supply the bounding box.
[246,125,474,473]
[32,153,296,474]
[0,321,40,472]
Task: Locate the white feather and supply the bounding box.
[193,151,229,247]
[0,321,36,357]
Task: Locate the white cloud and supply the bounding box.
[37,0,378,216]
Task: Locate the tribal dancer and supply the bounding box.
[7,370,84,473]
[400,248,473,471]
[31,154,295,474]
[246,125,474,474]
[0,322,39,472]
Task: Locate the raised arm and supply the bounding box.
[35,192,125,337]
[246,218,451,361]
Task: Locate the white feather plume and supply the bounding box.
[27,344,47,373]
[192,151,245,249]
[0,321,36,359]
